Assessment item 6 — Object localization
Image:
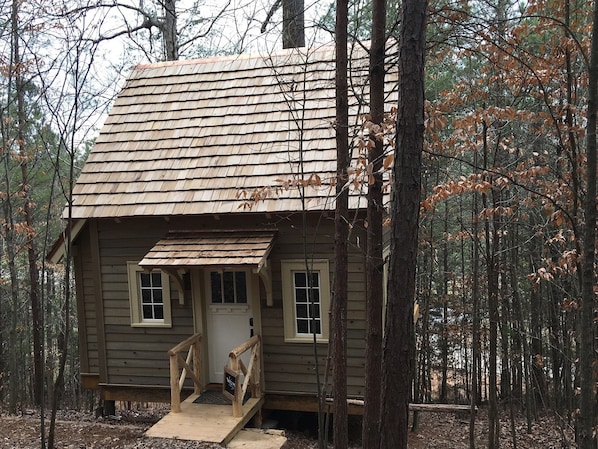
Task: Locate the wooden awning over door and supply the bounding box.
[139,230,276,270]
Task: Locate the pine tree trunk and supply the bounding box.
[380,0,427,446]
[362,0,385,446]
[332,0,349,446]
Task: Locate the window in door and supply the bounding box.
[209,270,248,304]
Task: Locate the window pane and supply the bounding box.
[154,290,163,303]
[154,305,164,320]
[296,304,308,319]
[294,272,306,287]
[140,272,151,287]
[297,319,308,334]
[311,303,321,318]
[308,272,319,287]
[151,272,162,286]
[223,272,234,303]
[142,305,153,319]
[295,288,307,303]
[235,272,247,303]
[310,320,321,334]
[141,290,152,303]
[308,289,320,303]
[210,272,222,303]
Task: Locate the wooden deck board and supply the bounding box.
[145,394,264,444]
[228,429,287,449]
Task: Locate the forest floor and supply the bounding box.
[0,403,578,448]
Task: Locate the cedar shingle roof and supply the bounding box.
[70,45,397,219]
[138,230,276,269]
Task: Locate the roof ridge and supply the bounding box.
[133,43,337,71]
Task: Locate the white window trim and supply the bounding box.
[281,259,330,343]
[127,261,172,328]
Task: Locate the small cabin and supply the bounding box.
[51,45,398,416]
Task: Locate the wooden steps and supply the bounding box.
[145,393,264,445]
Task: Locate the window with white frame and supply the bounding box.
[127,262,172,327]
[281,259,330,343]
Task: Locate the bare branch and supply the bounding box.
[179,0,232,49]
[261,0,282,33]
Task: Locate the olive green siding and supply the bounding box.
[74,213,367,397]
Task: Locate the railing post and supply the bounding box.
[170,352,181,413]
[253,338,262,398]
[230,356,243,418]
[193,335,201,395]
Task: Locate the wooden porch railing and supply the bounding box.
[168,333,202,413]
[225,334,262,417]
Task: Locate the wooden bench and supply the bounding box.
[325,398,476,415]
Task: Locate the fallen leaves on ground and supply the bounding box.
[0,405,577,448]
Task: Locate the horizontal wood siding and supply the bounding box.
[262,215,367,397]
[75,213,367,396]
[74,227,99,373]
[98,218,195,386]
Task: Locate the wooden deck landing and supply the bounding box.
[145,393,264,445]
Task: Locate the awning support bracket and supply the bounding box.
[163,268,187,305]
[254,261,273,307]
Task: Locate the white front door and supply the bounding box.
[205,269,253,384]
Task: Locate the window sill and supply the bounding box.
[284,336,329,344]
[130,322,173,329]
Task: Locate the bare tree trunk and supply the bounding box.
[481,119,500,449]
[23,170,43,407]
[4,200,20,414]
[48,146,76,449]
[11,4,44,404]
[420,252,433,404]
[548,278,563,411]
[5,0,27,414]
[0,240,3,403]
[578,1,597,447]
[380,0,427,446]
[362,0,385,446]
[262,0,305,49]
[470,177,481,449]
[282,0,304,48]
[163,0,178,60]
[529,249,546,414]
[332,0,349,446]
[440,205,449,402]
[509,237,523,404]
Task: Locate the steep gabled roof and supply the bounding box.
[70,44,397,219]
